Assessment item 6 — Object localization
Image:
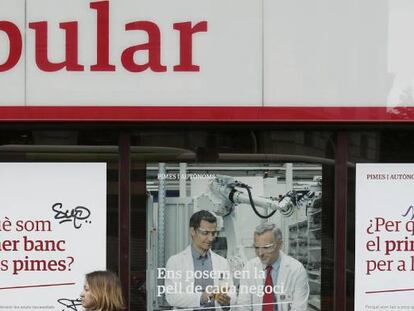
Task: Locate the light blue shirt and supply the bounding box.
[269,256,281,285]
[191,245,214,310]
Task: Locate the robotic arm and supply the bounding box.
[194,175,296,219]
[192,175,321,275]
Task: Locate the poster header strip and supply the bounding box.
[0,106,414,122]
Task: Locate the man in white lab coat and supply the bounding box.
[237,223,309,311]
[165,210,236,310]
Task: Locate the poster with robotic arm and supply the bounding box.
[146,163,322,311]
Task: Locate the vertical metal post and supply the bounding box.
[119,132,130,310]
[179,162,187,198]
[281,163,293,229]
[146,194,158,310]
[285,162,293,191]
[158,163,166,270]
[334,132,348,311]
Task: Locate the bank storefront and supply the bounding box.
[1,1,414,311]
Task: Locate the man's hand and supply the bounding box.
[200,291,213,305]
[215,293,230,309]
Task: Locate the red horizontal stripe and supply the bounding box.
[0,106,413,122]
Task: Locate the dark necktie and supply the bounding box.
[263,265,274,311]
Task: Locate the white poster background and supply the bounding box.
[355,164,414,310]
[0,163,106,310]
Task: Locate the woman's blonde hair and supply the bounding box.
[85,270,124,311]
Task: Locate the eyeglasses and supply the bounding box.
[254,243,276,253]
[197,228,219,237]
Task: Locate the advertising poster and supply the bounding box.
[146,163,322,311]
[355,164,414,310]
[0,163,106,311]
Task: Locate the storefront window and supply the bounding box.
[0,127,121,276]
[131,128,335,311]
[0,126,337,311]
[348,128,414,311]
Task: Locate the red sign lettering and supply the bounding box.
[0,21,22,72]
[0,1,208,73]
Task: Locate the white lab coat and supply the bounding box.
[165,245,236,309]
[236,251,309,311]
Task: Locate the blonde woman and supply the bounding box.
[80,270,125,311]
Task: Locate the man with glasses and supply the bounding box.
[165,210,235,310]
[237,223,309,311]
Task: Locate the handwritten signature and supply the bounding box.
[57,298,82,311]
[52,203,91,229]
[402,205,414,220]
